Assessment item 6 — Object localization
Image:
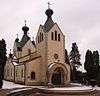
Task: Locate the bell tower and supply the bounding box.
[36,3,65,66]
[35,3,68,84]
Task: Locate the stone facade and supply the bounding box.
[4,58,14,81]
[4,7,70,86]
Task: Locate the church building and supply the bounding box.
[4,6,70,86]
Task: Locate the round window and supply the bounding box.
[54,54,58,59]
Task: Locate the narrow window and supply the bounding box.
[55,31,57,40]
[21,69,23,78]
[31,72,35,80]
[11,69,12,77]
[7,69,9,76]
[58,34,60,41]
[51,32,54,40]
[28,49,31,55]
[42,33,43,41]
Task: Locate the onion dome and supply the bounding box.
[22,25,29,32]
[44,8,54,32]
[45,8,53,18]
[22,20,29,35]
[43,2,54,32]
[15,38,19,42]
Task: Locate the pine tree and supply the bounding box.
[69,43,81,69]
[84,50,93,73]
[93,51,100,85]
[0,39,7,88]
[65,49,69,64]
[69,43,81,82]
[93,51,99,78]
[84,50,92,85]
[93,51,99,67]
[84,50,99,85]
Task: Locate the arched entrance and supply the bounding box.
[51,67,64,85]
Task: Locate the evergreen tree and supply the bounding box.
[69,43,81,82]
[0,39,7,88]
[84,50,99,85]
[84,50,93,73]
[93,51,99,67]
[97,67,100,86]
[93,51,99,79]
[93,50,100,86]
[65,49,69,64]
[69,43,81,69]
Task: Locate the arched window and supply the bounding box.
[58,34,60,41]
[42,33,43,41]
[31,72,35,80]
[55,31,57,40]
[51,32,54,40]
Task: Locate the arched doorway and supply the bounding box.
[51,67,64,85]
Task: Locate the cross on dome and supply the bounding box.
[47,2,51,9]
[16,34,18,38]
[22,20,29,34]
[24,20,27,26]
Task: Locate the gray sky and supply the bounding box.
[0,0,100,69]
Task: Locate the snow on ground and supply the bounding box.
[40,83,93,91]
[10,88,33,93]
[94,86,100,90]
[2,80,28,89]
[70,83,82,86]
[2,80,100,91]
[2,80,43,90]
[47,86,92,91]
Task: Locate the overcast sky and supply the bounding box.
[0,0,100,69]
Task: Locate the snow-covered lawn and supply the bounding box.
[2,80,28,89]
[2,80,43,90]
[46,86,92,91]
[2,80,100,91]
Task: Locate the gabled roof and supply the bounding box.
[20,34,30,48]
[14,23,35,51]
[14,34,36,51]
[14,32,31,51]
